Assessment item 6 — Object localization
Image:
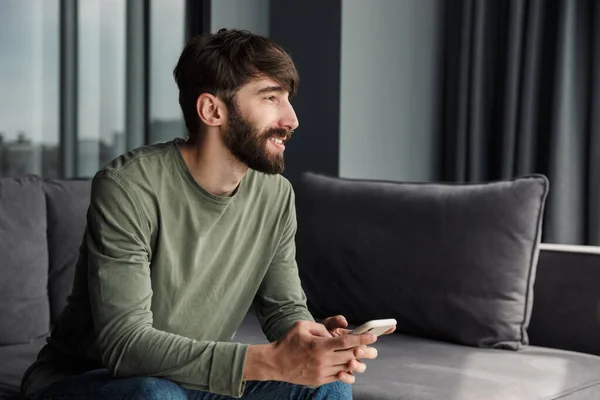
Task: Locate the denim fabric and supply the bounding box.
[30,369,352,399]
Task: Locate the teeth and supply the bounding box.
[270,137,283,144]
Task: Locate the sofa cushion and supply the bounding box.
[43,179,92,324]
[355,334,600,400]
[233,312,600,400]
[295,172,549,350]
[0,338,47,399]
[0,176,49,345]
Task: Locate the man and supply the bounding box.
[21,29,391,399]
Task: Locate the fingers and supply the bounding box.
[322,371,356,385]
[329,348,356,365]
[328,347,377,369]
[323,359,368,385]
[354,345,378,360]
[324,367,357,384]
[338,371,356,384]
[323,360,367,381]
[325,332,377,351]
[346,358,367,374]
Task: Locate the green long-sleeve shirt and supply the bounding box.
[21,138,314,398]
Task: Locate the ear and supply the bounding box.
[196,93,225,127]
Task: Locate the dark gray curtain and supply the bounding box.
[439,0,600,245]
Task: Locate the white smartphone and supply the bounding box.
[351,318,397,336]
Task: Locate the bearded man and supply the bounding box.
[21,29,386,400]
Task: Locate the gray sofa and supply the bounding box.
[1,174,600,400]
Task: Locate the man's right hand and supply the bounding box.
[267,320,378,386]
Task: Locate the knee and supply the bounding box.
[126,377,187,400]
[313,380,353,399]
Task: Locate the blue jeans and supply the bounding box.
[30,369,352,399]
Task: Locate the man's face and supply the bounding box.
[222,77,299,175]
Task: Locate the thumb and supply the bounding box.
[324,315,348,331]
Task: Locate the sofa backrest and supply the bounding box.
[0,176,49,345]
[0,176,91,346]
[1,175,599,358]
[528,243,600,356]
[44,179,91,324]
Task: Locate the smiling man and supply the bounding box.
[20,29,386,400]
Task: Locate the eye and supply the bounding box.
[265,95,277,102]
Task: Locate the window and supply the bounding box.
[0,0,59,178]
[77,0,126,177]
[0,0,204,179]
[149,0,186,144]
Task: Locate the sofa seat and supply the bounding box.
[233,312,600,400]
[0,337,46,400]
[4,314,600,400]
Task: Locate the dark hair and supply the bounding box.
[173,28,299,136]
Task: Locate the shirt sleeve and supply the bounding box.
[253,180,315,342]
[86,171,248,398]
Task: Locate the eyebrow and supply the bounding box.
[255,85,286,95]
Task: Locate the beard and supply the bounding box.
[222,101,291,175]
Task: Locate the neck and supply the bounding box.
[178,133,248,197]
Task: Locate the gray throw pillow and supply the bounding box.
[295,172,549,350]
[0,176,49,345]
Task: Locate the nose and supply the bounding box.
[280,101,299,132]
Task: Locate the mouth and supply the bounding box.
[268,136,286,151]
[269,136,285,145]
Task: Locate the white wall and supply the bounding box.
[339,0,441,181]
[210,0,270,36]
